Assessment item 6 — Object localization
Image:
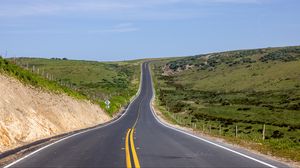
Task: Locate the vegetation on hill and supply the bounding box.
[12,58,141,115]
[151,46,300,161]
[0,56,85,99]
[166,46,300,72]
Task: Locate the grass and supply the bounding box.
[151,46,300,162]
[12,57,142,116]
[179,61,300,92]
[0,56,85,100]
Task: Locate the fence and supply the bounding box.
[164,110,270,141]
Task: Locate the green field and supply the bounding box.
[11,58,142,115]
[151,46,300,161]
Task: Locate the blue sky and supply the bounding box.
[0,0,299,61]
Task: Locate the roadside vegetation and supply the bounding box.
[151,46,300,161]
[12,58,141,115]
[0,56,85,99]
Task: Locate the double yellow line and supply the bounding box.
[125,128,140,168]
[125,78,147,168]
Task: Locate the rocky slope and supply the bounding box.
[0,74,110,152]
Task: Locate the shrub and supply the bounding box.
[237,107,251,111]
[271,130,284,139]
[260,52,296,62]
[222,100,230,106]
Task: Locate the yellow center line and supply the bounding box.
[125,90,147,168]
[125,129,132,168]
[130,128,141,168]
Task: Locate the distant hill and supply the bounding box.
[162,46,300,92]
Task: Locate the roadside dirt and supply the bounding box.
[0,74,110,153]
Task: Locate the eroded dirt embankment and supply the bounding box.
[0,74,110,153]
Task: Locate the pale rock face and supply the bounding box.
[0,74,110,152]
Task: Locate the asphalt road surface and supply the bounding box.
[5,62,287,168]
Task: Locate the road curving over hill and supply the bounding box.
[4,62,287,168]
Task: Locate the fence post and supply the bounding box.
[202,123,205,132]
[262,124,266,140]
[219,125,222,135]
[235,125,238,138]
[209,125,211,133]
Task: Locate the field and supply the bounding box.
[151,46,300,161]
[11,58,141,115]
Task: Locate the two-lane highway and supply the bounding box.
[5,62,287,168]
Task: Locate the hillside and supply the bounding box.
[151,46,300,161]
[13,58,141,115]
[0,57,110,152]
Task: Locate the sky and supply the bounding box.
[0,0,300,61]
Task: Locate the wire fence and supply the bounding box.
[164,110,273,142]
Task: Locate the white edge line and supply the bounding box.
[3,62,144,168]
[147,63,278,168]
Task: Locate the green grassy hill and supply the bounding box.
[151,46,300,161]
[0,56,85,100]
[13,58,141,115]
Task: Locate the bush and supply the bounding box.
[260,52,296,62]
[271,130,284,139]
[287,103,300,110]
[237,107,251,111]
[222,100,230,106]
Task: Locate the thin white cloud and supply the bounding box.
[1,23,139,34]
[89,23,139,33]
[99,27,139,33]
[0,1,134,17]
[0,0,269,18]
[213,0,264,3]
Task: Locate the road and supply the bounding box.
[5,62,287,168]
